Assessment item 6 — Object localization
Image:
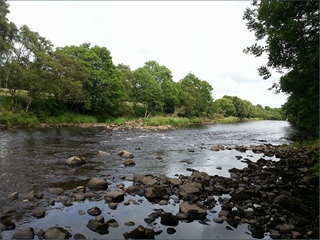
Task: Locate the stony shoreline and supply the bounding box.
[1,143,319,239]
[0,120,176,131]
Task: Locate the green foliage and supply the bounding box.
[131,67,164,116]
[0,109,39,125]
[143,117,189,126]
[243,0,319,134]
[46,113,97,124]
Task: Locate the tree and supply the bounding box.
[213,98,235,117]
[0,0,17,65]
[178,73,214,117]
[142,61,180,114]
[131,67,163,117]
[1,24,54,112]
[61,44,125,115]
[243,0,319,133]
[44,49,90,111]
[116,63,133,101]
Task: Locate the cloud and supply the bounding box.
[7,1,287,108]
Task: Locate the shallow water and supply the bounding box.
[0,120,298,239]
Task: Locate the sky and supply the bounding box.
[7,1,288,108]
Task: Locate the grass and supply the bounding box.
[105,117,130,125]
[143,117,190,126]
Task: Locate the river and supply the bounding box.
[0,120,298,239]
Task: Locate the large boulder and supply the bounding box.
[142,176,157,186]
[86,219,109,234]
[12,227,35,239]
[160,212,179,226]
[179,201,207,216]
[126,225,155,239]
[43,227,70,239]
[65,156,86,166]
[179,182,201,195]
[87,178,108,190]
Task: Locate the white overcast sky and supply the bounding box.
[7,1,288,108]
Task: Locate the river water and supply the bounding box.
[0,120,298,239]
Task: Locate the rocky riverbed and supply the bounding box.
[0,142,318,239]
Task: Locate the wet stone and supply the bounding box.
[124,221,135,226]
[48,188,64,195]
[167,227,176,234]
[32,210,45,219]
[44,227,70,239]
[12,227,35,239]
[87,207,102,216]
[74,233,86,239]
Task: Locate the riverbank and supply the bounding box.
[0,141,318,239]
[0,116,261,131]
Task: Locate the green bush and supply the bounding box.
[46,113,97,124]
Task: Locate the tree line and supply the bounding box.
[243,0,319,134]
[0,0,289,125]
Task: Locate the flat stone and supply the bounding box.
[87,178,108,190]
[44,227,70,239]
[179,201,206,215]
[105,191,125,202]
[12,227,35,239]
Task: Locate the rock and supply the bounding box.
[276,223,295,233]
[118,150,134,158]
[107,219,119,228]
[158,200,168,205]
[109,203,118,210]
[87,178,108,190]
[0,218,15,230]
[12,227,35,239]
[124,221,135,226]
[7,192,18,201]
[179,201,206,216]
[167,227,176,234]
[32,210,45,219]
[24,191,34,200]
[105,191,125,202]
[133,174,146,182]
[142,176,157,186]
[191,171,210,181]
[218,210,229,217]
[86,219,109,234]
[48,188,64,195]
[34,192,43,199]
[126,186,136,194]
[44,227,70,239]
[74,233,86,239]
[123,159,135,166]
[2,206,15,214]
[87,207,102,216]
[179,183,201,195]
[128,225,155,239]
[160,212,179,226]
[213,217,224,223]
[65,156,86,166]
[169,178,182,186]
[73,193,86,201]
